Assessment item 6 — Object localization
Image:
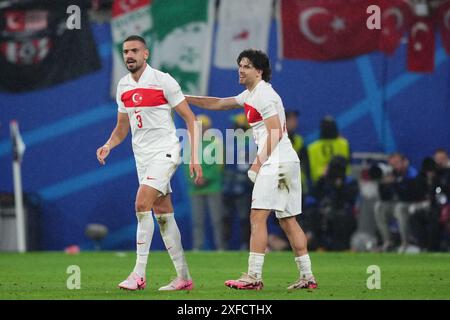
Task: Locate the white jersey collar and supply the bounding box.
[129,63,152,85]
[248,79,267,94]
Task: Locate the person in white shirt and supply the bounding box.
[186,49,317,290]
[96,35,202,291]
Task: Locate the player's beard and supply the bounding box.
[126,60,143,73]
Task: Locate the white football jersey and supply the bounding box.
[235,80,299,164]
[116,64,184,167]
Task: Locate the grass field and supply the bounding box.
[0,251,449,300]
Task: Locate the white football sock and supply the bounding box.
[155,213,191,280]
[248,252,265,280]
[133,211,154,278]
[295,254,313,278]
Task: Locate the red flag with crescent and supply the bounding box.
[379,0,412,55]
[407,16,435,72]
[436,0,450,55]
[278,0,380,60]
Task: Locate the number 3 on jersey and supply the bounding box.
[136,114,143,128]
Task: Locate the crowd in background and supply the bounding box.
[185,112,450,253]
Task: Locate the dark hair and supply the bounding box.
[368,164,383,180]
[237,49,272,82]
[286,110,300,119]
[388,152,406,161]
[421,157,437,173]
[327,156,347,179]
[123,35,147,47]
[320,115,338,139]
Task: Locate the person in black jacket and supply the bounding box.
[433,149,450,250]
[312,156,358,250]
[409,158,442,251]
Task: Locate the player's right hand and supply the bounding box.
[96,144,110,165]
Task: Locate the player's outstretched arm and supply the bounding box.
[174,100,203,184]
[185,95,241,111]
[96,112,130,165]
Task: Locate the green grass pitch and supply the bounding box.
[0,251,449,300]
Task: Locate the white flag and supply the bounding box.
[214,0,273,69]
[10,120,26,163]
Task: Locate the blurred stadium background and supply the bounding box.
[0,0,449,256]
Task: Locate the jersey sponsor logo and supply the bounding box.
[134,109,141,114]
[244,103,263,124]
[121,88,168,108]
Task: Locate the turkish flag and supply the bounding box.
[4,11,25,32]
[407,17,435,73]
[379,0,412,54]
[279,0,380,60]
[436,0,450,54]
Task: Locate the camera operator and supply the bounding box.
[433,149,450,250]
[312,156,358,250]
[408,157,444,251]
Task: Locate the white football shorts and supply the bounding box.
[136,150,180,196]
[251,161,302,218]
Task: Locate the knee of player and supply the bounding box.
[153,204,171,215]
[135,200,151,213]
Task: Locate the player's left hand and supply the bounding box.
[190,163,203,185]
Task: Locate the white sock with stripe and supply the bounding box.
[155,213,191,280]
[133,211,154,278]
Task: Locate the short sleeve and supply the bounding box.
[258,97,278,120]
[116,84,127,113]
[162,74,185,108]
[235,90,247,106]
